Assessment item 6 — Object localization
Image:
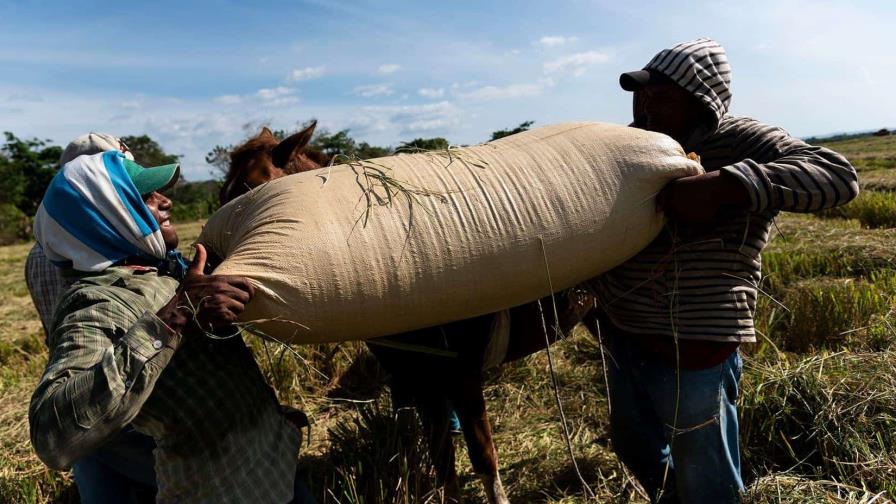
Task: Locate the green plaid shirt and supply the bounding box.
[29,266,301,503]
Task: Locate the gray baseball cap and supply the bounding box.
[60,132,135,165]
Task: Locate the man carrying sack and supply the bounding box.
[589,38,858,502]
[25,133,159,503]
[28,150,312,503]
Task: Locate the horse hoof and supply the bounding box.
[480,473,510,504]
[443,481,462,503]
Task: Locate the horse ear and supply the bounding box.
[259,127,275,140]
[271,120,317,169]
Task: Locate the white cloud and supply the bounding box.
[457,83,544,101]
[353,83,394,97]
[7,92,44,103]
[265,96,300,107]
[377,64,401,74]
[418,87,445,98]
[119,100,142,110]
[534,35,579,48]
[256,86,296,100]
[289,66,326,81]
[214,94,242,105]
[346,101,461,136]
[543,50,610,76]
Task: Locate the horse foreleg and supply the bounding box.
[453,373,510,504]
[417,395,461,503]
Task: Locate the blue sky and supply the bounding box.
[1,0,893,180]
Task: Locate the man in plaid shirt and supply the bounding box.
[25,133,160,503]
[28,149,310,503]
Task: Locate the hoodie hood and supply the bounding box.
[642,38,732,138]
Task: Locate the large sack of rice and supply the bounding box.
[200,122,702,343]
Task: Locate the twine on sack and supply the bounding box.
[536,236,597,500]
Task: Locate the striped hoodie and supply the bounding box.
[592,38,859,343]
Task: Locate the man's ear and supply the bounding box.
[271,120,317,168]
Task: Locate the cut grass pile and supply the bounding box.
[740,351,896,497]
[755,273,896,353]
[761,214,895,290]
[856,169,896,192]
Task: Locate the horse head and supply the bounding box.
[219,120,331,205]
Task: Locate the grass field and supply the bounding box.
[0,135,894,503]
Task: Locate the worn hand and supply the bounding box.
[656,170,749,223]
[560,286,596,332]
[157,244,255,334]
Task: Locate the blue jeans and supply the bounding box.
[72,427,157,503]
[72,427,318,503]
[291,471,318,504]
[605,332,744,503]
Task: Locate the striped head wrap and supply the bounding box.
[643,37,732,124]
[34,151,175,273]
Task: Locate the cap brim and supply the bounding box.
[123,158,180,195]
[619,69,671,91]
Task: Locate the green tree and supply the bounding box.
[489,120,534,141]
[205,145,232,177]
[354,142,392,160]
[311,128,393,160]
[396,137,450,153]
[0,133,62,214]
[0,132,62,243]
[121,135,180,167]
[311,129,356,158]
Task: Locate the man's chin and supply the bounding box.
[164,234,179,251]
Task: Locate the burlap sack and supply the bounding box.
[200,122,702,343]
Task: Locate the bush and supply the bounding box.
[0,204,30,245]
[166,179,220,221]
[816,190,896,229]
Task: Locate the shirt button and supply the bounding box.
[152,340,163,350]
[125,380,133,388]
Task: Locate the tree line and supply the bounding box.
[0,121,533,245]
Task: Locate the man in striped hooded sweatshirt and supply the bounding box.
[589,38,858,502]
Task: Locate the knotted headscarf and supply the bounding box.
[34,151,188,278]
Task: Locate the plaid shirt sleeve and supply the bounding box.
[28,286,182,470]
[24,245,72,338]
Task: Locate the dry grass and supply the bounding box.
[754,274,896,353]
[0,242,76,502]
[816,134,896,172]
[740,351,896,497]
[743,475,891,503]
[856,169,896,192]
[762,214,895,291]
[816,191,896,229]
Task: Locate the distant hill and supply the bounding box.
[804,128,894,144]
[811,129,896,172]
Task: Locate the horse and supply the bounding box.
[218,123,595,504]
